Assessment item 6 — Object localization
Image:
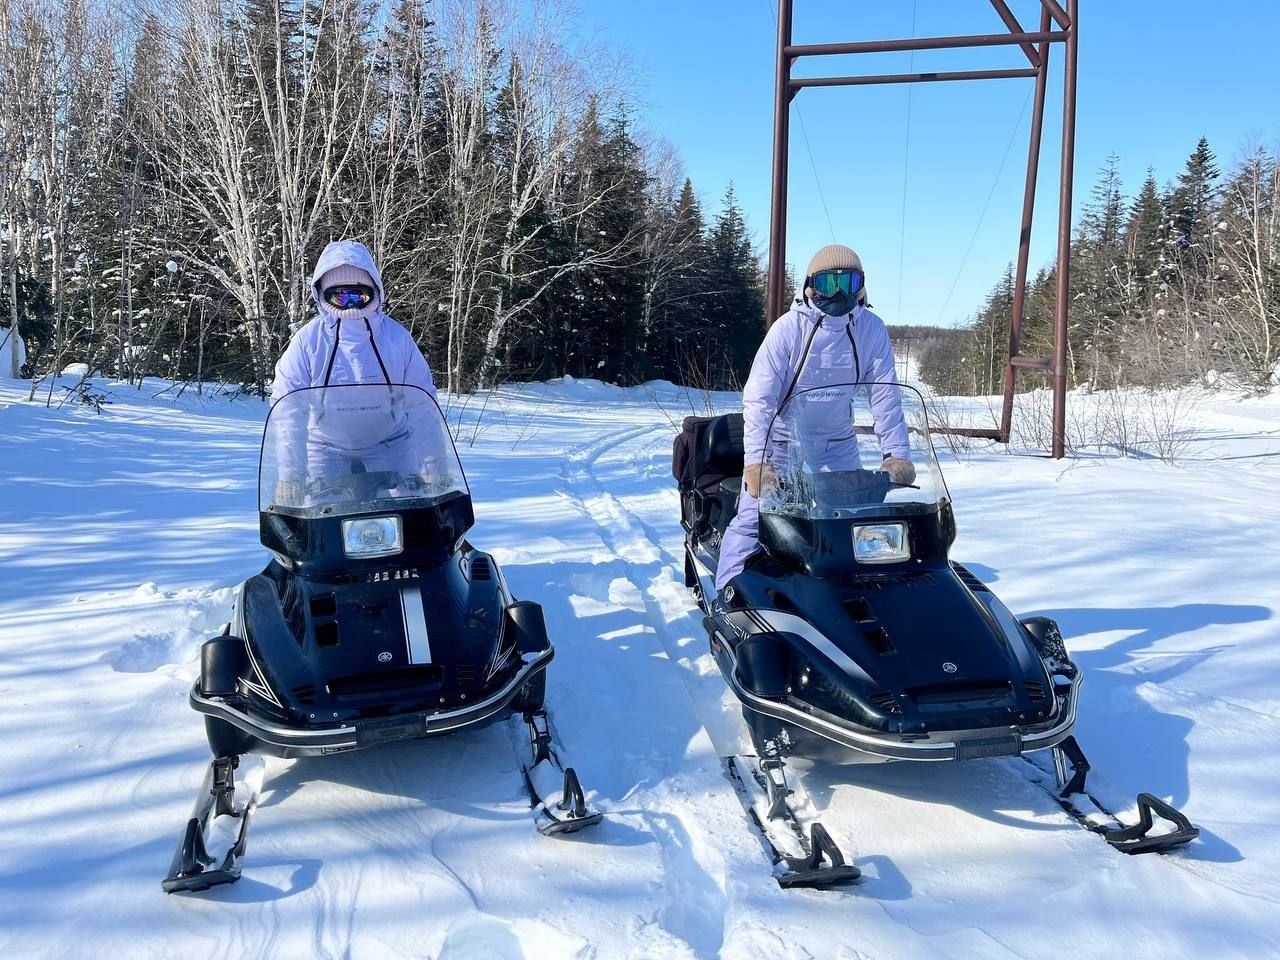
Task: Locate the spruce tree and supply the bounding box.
[967,265,1016,394]
[644,177,712,382]
[1169,137,1220,275]
[1124,169,1164,301]
[1071,155,1127,386]
[706,184,765,387]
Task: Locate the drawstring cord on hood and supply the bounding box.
[844,319,862,383]
[321,326,342,388]
[364,317,391,385]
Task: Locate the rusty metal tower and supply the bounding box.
[767,0,1079,457]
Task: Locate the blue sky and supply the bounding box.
[574,1,1280,327]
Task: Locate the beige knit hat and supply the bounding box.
[317,264,379,320]
[804,244,867,305]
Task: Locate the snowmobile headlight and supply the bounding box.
[853,523,909,564]
[341,516,403,558]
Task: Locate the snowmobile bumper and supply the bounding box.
[189,648,554,757]
[709,620,1080,762]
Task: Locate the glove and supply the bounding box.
[743,461,778,498]
[274,478,305,506]
[881,456,916,485]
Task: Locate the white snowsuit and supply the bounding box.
[270,240,438,483]
[715,300,909,590]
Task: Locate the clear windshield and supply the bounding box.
[260,384,468,519]
[759,381,947,520]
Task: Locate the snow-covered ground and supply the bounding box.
[1,374,1278,959]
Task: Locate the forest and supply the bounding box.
[0,0,766,395]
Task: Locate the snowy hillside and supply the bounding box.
[1,375,1278,959]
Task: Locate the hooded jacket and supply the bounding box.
[270,240,436,403]
[742,299,908,471]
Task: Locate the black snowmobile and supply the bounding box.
[164,384,600,893]
[674,381,1197,888]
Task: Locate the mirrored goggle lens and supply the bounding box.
[812,269,863,297]
[324,284,375,309]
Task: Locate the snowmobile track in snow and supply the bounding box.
[556,423,740,953]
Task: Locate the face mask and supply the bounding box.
[811,290,852,316]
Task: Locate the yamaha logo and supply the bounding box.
[942,661,958,674]
[377,651,393,663]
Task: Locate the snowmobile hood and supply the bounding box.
[310,240,388,331]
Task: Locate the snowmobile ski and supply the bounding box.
[1023,735,1199,855]
[511,709,603,836]
[162,754,265,893]
[723,755,860,890]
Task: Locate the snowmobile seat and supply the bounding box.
[672,414,743,538]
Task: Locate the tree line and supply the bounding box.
[0,0,766,395]
[919,137,1280,396]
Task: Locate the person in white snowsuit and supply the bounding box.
[715,244,914,591]
[270,240,439,499]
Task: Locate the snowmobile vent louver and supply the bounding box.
[952,564,991,593]
[870,691,902,715]
[843,597,873,621]
[310,594,337,617]
[863,627,895,655]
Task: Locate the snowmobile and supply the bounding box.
[163,383,600,893]
[674,381,1198,888]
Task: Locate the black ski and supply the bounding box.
[1022,736,1199,855]
[723,755,861,890]
[510,710,603,836]
[162,754,265,893]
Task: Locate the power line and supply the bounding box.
[934,88,1035,327]
[794,109,837,242]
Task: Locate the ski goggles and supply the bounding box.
[322,283,376,310]
[811,268,863,298]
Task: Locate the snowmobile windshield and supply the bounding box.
[260,384,468,519]
[759,381,947,520]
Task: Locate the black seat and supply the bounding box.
[672,414,744,541]
[704,415,744,480]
